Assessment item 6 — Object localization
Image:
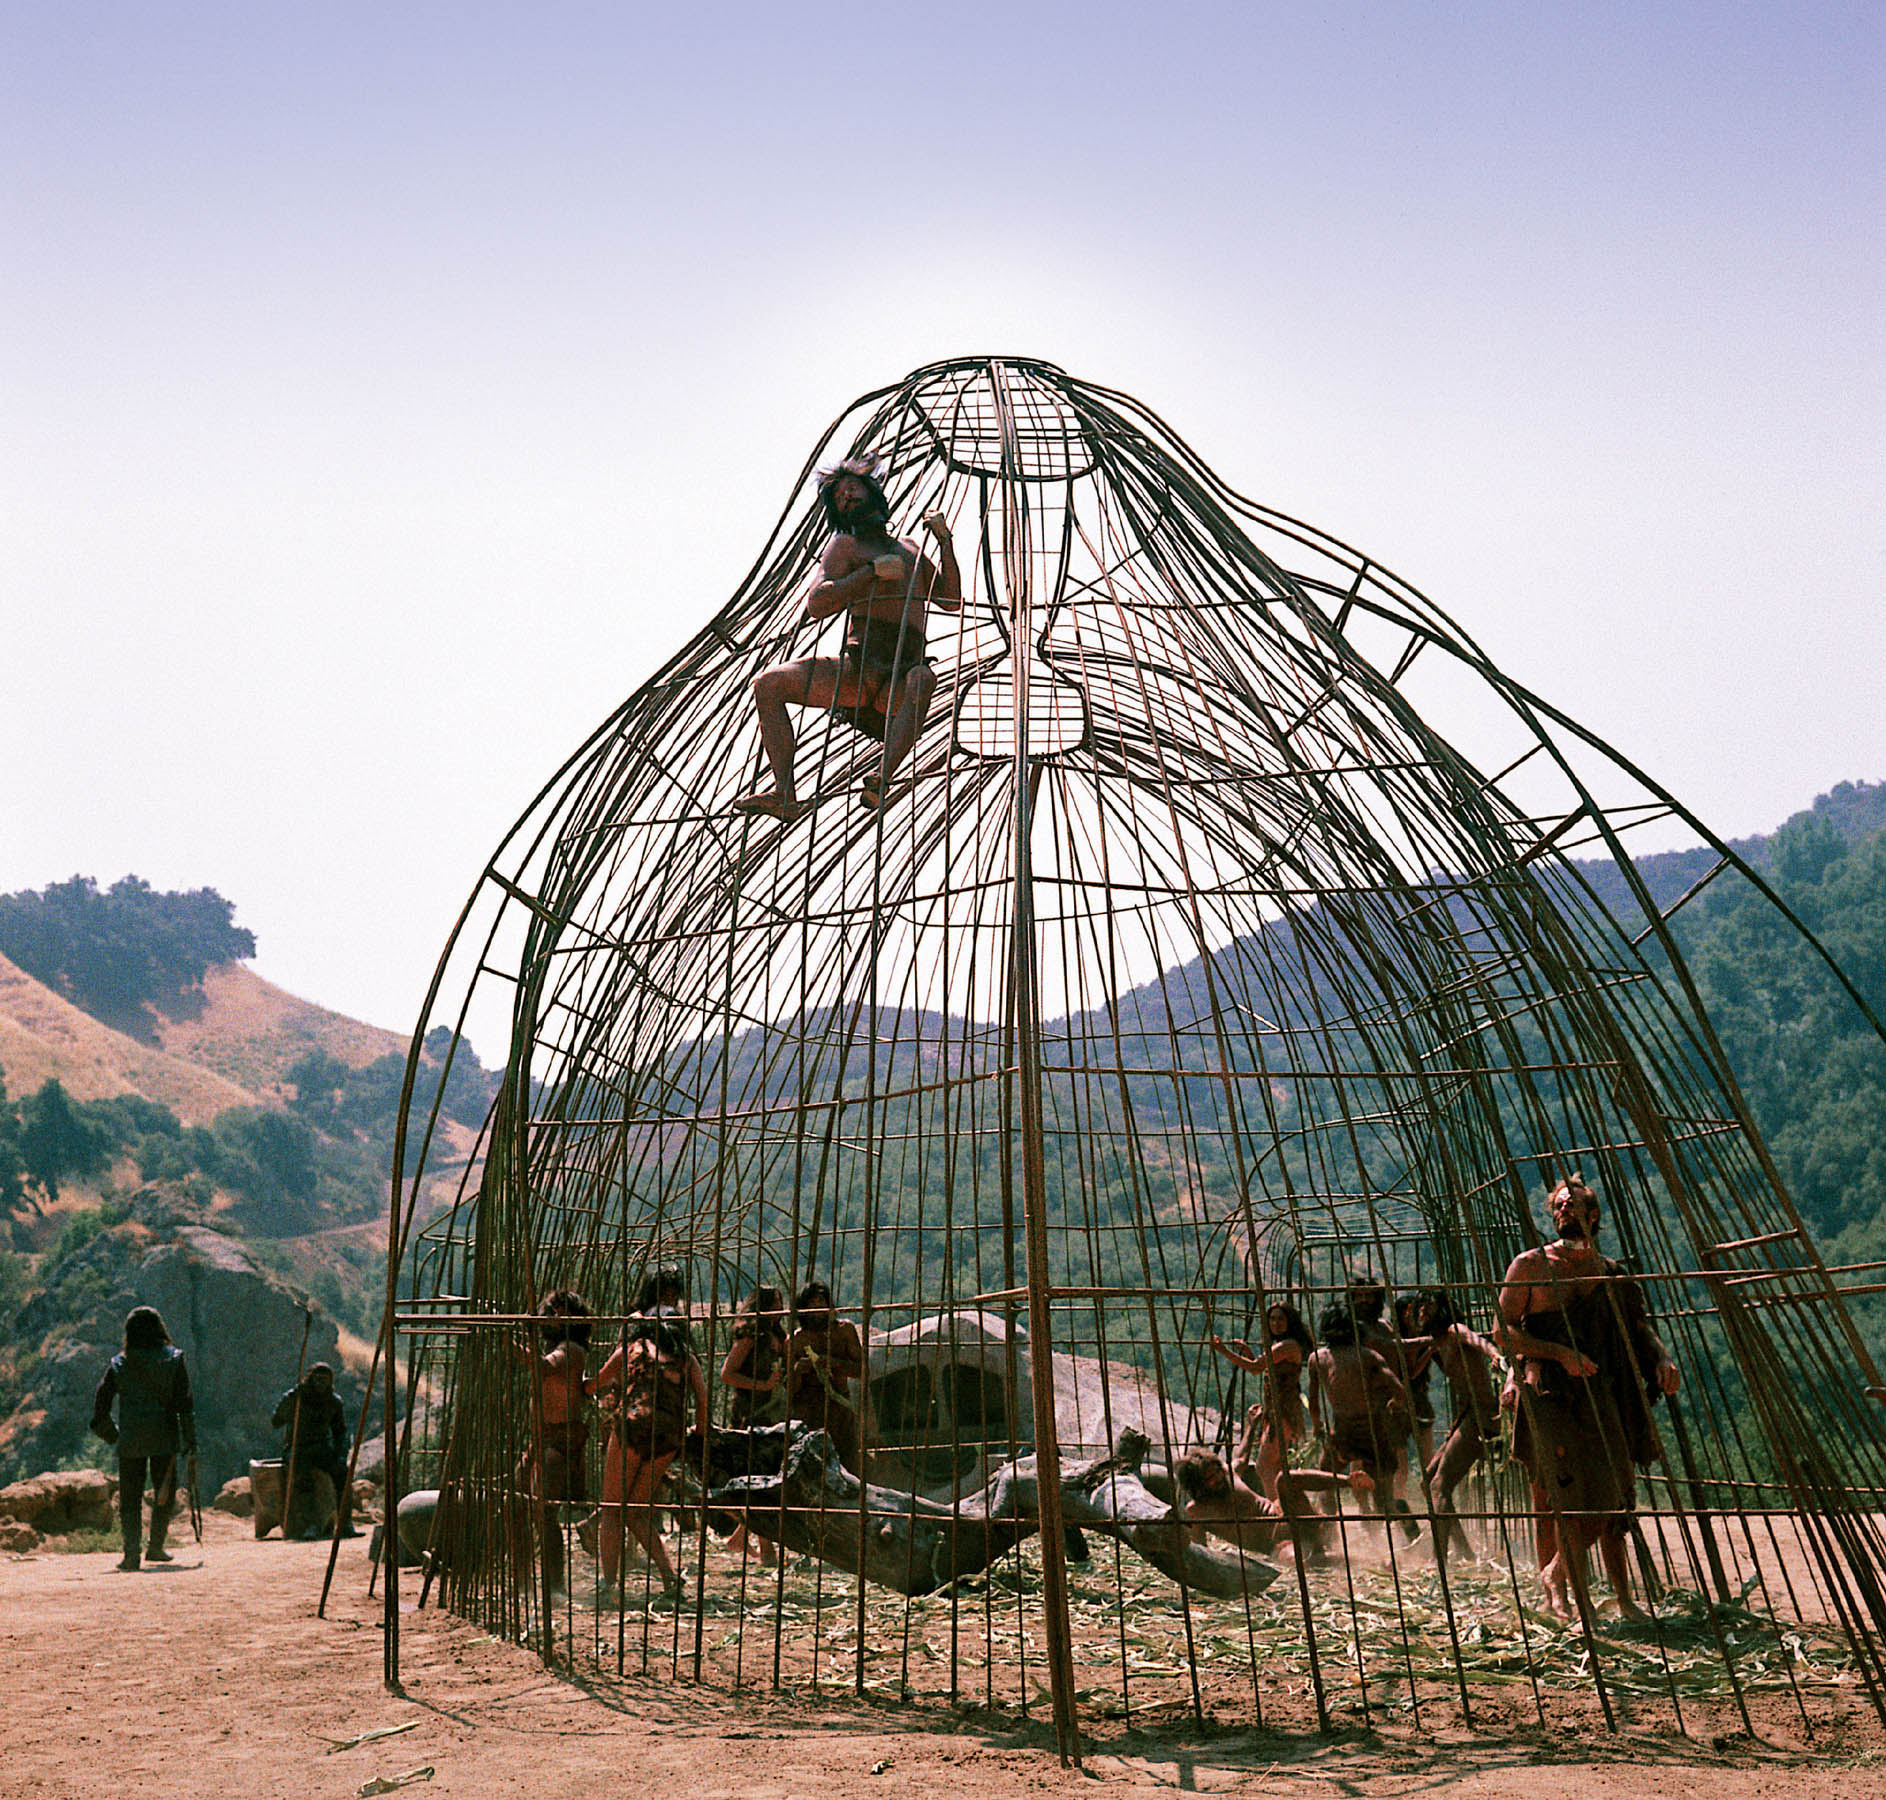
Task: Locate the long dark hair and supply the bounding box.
[1173,1448,1230,1501]
[1415,1287,1457,1333]
[816,459,890,534]
[1318,1301,1359,1349]
[123,1306,170,1351]
[734,1285,787,1343]
[1264,1301,1313,1353]
[538,1288,592,1348]
[794,1279,835,1318]
[634,1267,687,1313]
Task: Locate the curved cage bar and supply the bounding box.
[375,357,1886,1748]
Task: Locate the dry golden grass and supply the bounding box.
[0,951,258,1124]
[0,954,409,1128]
[152,962,407,1095]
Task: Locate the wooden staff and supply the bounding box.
[281,1308,313,1538]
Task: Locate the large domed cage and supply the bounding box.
[364,357,1886,1754]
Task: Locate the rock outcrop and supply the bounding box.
[0,1185,369,1493]
[0,1467,116,1531]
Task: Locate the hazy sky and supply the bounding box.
[5,4,1881,1040]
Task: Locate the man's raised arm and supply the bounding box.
[806,541,879,620]
[920,511,963,610]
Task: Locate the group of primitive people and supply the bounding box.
[512,1171,1679,1624]
[88,1305,362,1571]
[513,1271,865,1602]
[1176,1172,1680,1621]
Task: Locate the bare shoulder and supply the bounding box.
[823,534,866,576]
[1502,1245,1548,1283]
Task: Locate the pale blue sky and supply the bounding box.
[4,4,1881,1035]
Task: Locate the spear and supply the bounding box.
[282,1307,313,1538]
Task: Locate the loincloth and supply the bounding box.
[1513,1384,1635,1528]
[837,622,930,738]
[1324,1411,1407,1481]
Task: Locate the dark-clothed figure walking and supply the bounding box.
[91,1305,195,1572]
[271,1362,357,1538]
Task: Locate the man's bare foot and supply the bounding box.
[732,789,810,823]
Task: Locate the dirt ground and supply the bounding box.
[5,1514,1885,1800]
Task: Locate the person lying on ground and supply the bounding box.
[1174,1447,1372,1563]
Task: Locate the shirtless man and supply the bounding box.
[733,457,962,822]
[513,1288,592,1595]
[1174,1448,1372,1564]
[784,1279,868,1475]
[1399,1288,1505,1569]
[1498,1174,1678,1621]
[1346,1272,1398,1357]
[1308,1301,1415,1531]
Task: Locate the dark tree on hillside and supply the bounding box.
[214,1107,318,1208]
[17,1079,113,1200]
[0,1072,28,1224]
[0,875,255,1028]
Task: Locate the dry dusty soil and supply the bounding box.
[5,1515,1885,1799]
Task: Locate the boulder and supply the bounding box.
[395,1488,441,1562]
[212,1475,254,1517]
[0,1517,40,1553]
[0,1468,116,1533]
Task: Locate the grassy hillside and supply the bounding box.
[0,879,493,1346]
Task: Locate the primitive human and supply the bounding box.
[784,1278,868,1475]
[719,1284,790,1566]
[91,1305,196,1572]
[1497,1172,1679,1621]
[1307,1300,1416,1532]
[1399,1287,1506,1568]
[732,456,961,822]
[1173,1447,1372,1565]
[585,1278,709,1601]
[271,1361,358,1539]
[512,1288,592,1596]
[1394,1290,1438,1471]
[1209,1299,1313,1499]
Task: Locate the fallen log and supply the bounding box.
[704,1425,1277,1600]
